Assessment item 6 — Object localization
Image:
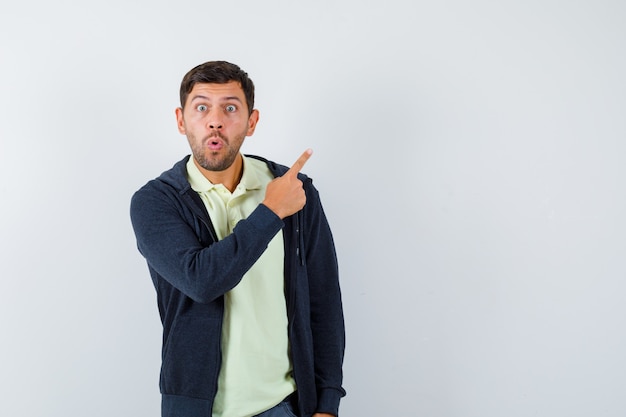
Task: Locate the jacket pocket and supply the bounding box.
[161,315,221,399]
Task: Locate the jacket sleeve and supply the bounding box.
[302,181,346,415]
[130,183,284,304]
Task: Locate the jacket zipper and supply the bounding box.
[288,211,304,415]
[183,191,218,243]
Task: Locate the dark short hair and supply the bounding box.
[179,61,255,114]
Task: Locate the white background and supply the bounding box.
[1,1,625,416]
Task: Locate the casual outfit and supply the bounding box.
[186,156,295,417]
[130,154,345,417]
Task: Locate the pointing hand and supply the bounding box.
[263,149,313,219]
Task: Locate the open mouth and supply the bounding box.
[207,136,224,151]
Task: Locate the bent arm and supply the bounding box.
[130,186,283,303]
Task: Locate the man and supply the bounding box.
[130,61,345,417]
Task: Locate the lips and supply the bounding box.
[206,135,225,151]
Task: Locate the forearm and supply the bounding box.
[132,195,283,303]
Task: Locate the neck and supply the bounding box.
[195,154,243,193]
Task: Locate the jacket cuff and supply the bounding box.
[316,388,344,417]
[248,204,283,234]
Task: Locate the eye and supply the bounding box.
[196,104,208,112]
[225,104,237,113]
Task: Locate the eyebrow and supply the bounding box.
[190,95,243,103]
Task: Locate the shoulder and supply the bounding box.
[134,156,190,193]
[245,154,287,176]
[244,153,312,183]
[130,156,192,213]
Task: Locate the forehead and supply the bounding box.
[187,81,245,103]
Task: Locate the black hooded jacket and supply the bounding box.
[130,155,345,417]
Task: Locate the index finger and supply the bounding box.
[286,148,313,176]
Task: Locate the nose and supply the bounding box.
[206,109,224,130]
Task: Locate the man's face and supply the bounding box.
[176,81,259,172]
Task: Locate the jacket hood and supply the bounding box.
[157,156,193,192]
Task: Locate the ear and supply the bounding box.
[175,107,186,134]
[246,109,260,136]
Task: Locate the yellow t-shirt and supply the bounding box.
[186,155,296,417]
